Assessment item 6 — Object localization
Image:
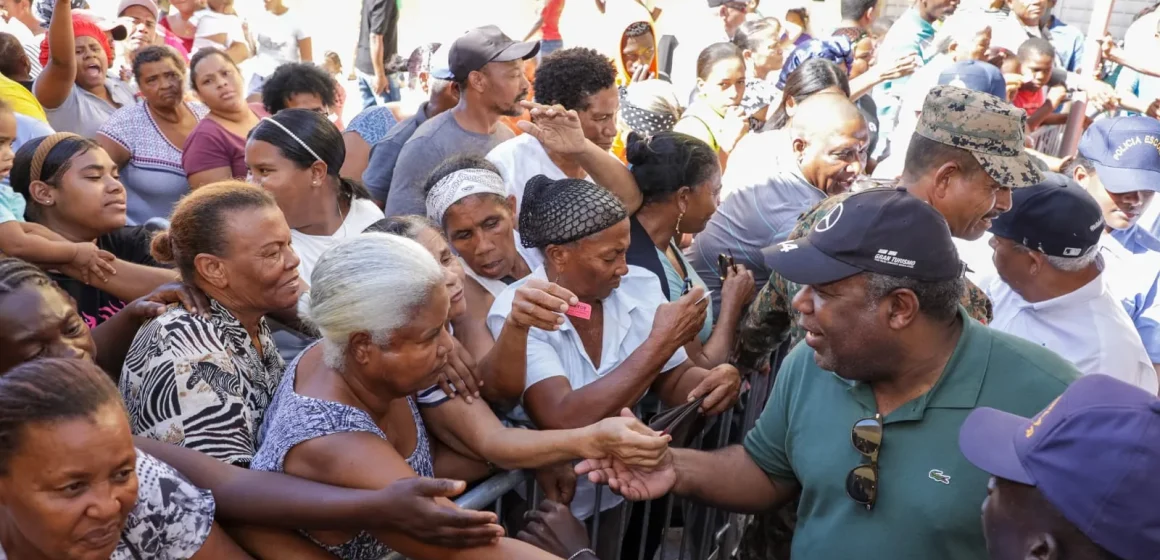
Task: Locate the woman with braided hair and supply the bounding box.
[489,174,742,525]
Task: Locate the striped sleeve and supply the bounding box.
[416,384,452,407]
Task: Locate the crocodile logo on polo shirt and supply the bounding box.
[928,469,951,485]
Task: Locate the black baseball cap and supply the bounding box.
[435,25,539,81]
[763,188,963,286]
[988,172,1104,258]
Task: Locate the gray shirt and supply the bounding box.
[42,79,137,139]
[362,102,431,203]
[686,166,824,315]
[383,109,514,217]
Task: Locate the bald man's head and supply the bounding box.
[790,93,869,195]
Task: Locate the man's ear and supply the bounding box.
[1026,532,1060,560]
[884,288,921,330]
[791,135,808,161]
[930,160,963,201]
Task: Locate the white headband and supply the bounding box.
[425,168,509,223]
[259,117,323,163]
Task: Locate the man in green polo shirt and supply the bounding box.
[577,188,1078,560]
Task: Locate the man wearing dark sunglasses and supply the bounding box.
[959,374,1160,560]
[578,187,1078,560]
[709,0,759,40]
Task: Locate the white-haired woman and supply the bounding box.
[251,233,670,560]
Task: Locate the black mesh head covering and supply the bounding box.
[519,175,628,248]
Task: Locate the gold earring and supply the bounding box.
[676,211,684,235]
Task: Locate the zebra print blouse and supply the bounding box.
[120,299,285,467]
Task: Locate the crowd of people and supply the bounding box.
[0,0,1159,558]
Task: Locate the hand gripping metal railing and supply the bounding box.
[384,345,786,560]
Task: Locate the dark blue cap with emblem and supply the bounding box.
[762,188,963,286]
[937,60,1008,101]
[988,172,1103,258]
[1077,115,1160,194]
[959,374,1160,560]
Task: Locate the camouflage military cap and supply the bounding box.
[915,85,1043,189]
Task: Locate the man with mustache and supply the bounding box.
[384,25,537,217]
[738,85,1040,371]
[577,187,1077,560]
[979,172,1158,393]
[1065,116,1160,378]
[734,88,1038,559]
[487,47,623,211]
[687,92,869,315]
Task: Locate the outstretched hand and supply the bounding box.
[575,451,677,502]
[369,477,505,548]
[584,408,671,468]
[518,100,589,156]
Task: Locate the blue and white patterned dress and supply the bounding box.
[345,106,399,147]
[252,342,434,559]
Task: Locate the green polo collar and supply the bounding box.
[848,307,987,423]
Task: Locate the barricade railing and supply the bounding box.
[385,345,786,560]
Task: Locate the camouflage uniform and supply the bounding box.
[735,86,1042,560]
[735,85,1041,372]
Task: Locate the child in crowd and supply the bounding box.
[0,101,114,283]
[321,50,346,129]
[1012,37,1068,130]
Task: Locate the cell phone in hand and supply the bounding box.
[717,252,735,283]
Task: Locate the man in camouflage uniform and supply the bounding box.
[736,85,1043,560]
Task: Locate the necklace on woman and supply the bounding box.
[335,192,349,238]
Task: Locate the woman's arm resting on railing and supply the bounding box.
[282,430,560,559]
[133,437,502,547]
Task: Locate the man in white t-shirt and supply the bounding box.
[487,46,619,211]
[0,0,43,79]
[246,0,309,95]
[980,173,1158,394]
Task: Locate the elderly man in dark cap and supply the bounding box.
[980,173,1157,393]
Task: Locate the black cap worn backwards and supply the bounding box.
[763,188,963,285]
[437,25,540,81]
[988,172,1104,258]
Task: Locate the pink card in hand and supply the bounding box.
[566,302,592,320]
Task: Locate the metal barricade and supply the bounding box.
[385,345,785,560]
